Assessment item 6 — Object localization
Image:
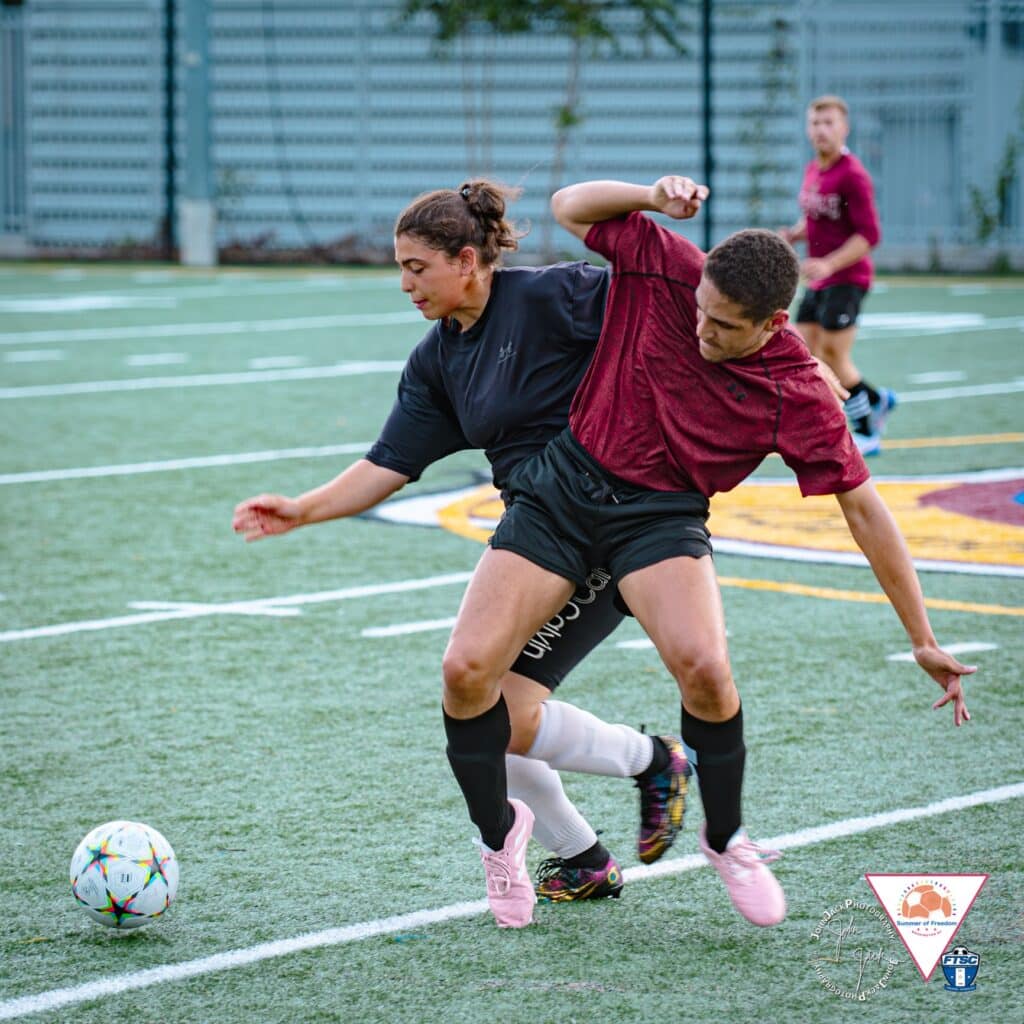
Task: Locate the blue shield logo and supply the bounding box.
[942,946,980,992]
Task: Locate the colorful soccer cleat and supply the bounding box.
[535,854,624,902]
[636,735,691,864]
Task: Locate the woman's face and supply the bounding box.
[395,234,473,320]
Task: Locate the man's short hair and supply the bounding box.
[808,94,849,117]
[704,229,800,323]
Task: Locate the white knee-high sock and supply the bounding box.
[526,700,654,778]
[505,753,598,859]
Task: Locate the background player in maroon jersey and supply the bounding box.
[780,95,895,455]
[440,174,974,930]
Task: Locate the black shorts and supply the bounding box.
[509,568,623,691]
[795,284,867,330]
[491,428,711,589]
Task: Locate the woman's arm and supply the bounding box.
[233,459,409,542]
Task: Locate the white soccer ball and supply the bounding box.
[69,820,178,929]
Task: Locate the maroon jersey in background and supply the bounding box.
[798,150,881,291]
[570,212,869,498]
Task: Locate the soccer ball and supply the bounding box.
[70,820,178,929]
[901,883,952,920]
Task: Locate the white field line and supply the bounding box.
[859,314,1024,337]
[887,641,999,662]
[4,452,1020,493]
[5,276,399,303]
[907,370,966,385]
[4,368,1022,404]
[1,781,1021,1021]
[896,379,1024,403]
[0,361,404,399]
[361,616,458,637]
[0,572,473,644]
[0,310,422,346]
[3,349,65,363]
[712,538,1024,578]
[0,443,372,486]
[128,600,301,619]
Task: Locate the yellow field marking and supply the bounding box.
[436,488,504,544]
[709,481,1024,568]
[435,470,1024,582]
[759,432,1024,456]
[435,486,1022,617]
[881,432,1024,450]
[717,576,1024,617]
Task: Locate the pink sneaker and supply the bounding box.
[699,825,786,927]
[475,798,536,928]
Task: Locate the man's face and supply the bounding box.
[806,105,849,158]
[695,276,782,362]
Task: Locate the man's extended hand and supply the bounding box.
[914,644,976,727]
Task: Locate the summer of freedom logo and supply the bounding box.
[864,873,988,982]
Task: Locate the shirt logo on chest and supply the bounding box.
[727,380,747,402]
[497,342,516,364]
[800,187,843,221]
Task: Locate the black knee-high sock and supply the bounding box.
[844,380,880,435]
[444,695,514,852]
[680,704,745,854]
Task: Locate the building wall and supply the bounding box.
[1,0,1022,266]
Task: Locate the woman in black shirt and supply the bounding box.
[234,181,688,911]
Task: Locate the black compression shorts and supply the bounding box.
[491,427,712,590]
[509,568,623,691]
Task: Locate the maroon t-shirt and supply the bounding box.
[798,150,881,291]
[569,212,869,497]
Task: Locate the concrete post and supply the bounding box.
[179,0,216,266]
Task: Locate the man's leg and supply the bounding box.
[796,320,822,358]
[502,571,688,866]
[814,286,894,451]
[618,555,785,927]
[499,573,685,899]
[819,323,894,453]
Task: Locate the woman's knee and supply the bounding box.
[442,642,497,704]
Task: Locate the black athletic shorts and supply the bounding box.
[509,568,623,691]
[795,284,867,330]
[491,427,711,589]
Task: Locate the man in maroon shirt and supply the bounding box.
[781,95,894,455]
[441,175,974,930]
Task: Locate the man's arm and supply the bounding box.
[835,480,976,725]
[801,233,872,284]
[778,216,807,244]
[551,176,708,241]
